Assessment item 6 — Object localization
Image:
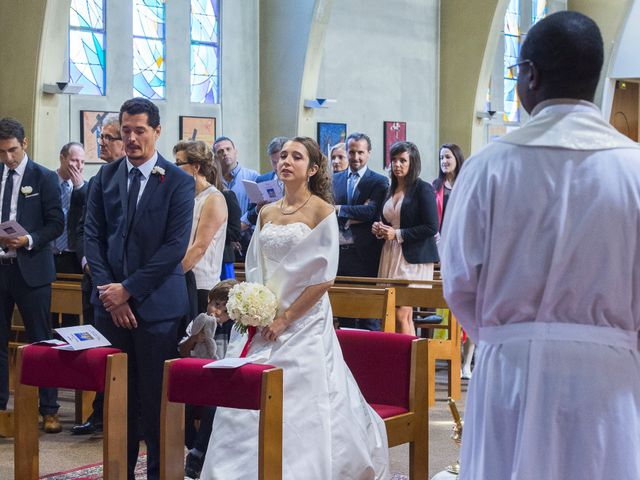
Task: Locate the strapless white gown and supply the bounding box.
[201,216,389,479]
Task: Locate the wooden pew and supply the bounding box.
[329,286,396,333]
[334,276,461,406]
[50,275,94,423]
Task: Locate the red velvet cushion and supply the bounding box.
[336,329,414,410]
[20,345,122,392]
[370,403,409,419]
[167,358,277,410]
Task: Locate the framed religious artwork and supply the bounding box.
[179,116,217,148]
[80,110,119,163]
[317,122,347,158]
[383,121,407,169]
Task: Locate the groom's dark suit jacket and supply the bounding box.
[333,167,388,276]
[84,154,194,320]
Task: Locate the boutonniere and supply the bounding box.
[20,186,33,195]
[151,166,165,183]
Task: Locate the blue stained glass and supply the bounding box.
[503,78,520,122]
[532,0,548,24]
[504,0,520,36]
[69,29,105,96]
[70,0,104,29]
[133,0,166,39]
[503,35,520,78]
[191,44,219,103]
[133,38,165,99]
[191,0,219,43]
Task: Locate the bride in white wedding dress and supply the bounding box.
[201,137,389,480]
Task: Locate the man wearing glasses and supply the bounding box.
[441,11,640,480]
[70,117,124,436]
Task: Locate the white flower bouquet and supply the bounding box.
[227,282,278,334]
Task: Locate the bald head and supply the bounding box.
[518,11,604,112]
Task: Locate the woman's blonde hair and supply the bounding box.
[173,140,216,185]
[288,137,333,204]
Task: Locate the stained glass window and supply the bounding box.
[133,0,166,100]
[190,0,220,104]
[503,0,521,122]
[532,0,548,24]
[69,0,105,96]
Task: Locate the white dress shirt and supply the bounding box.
[0,154,33,256]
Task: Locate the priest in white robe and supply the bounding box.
[440,11,640,480]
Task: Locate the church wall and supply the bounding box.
[312,0,440,180]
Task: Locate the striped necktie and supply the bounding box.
[54,181,72,252]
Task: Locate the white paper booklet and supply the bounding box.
[0,220,29,240]
[53,325,112,351]
[203,357,253,369]
[242,179,283,204]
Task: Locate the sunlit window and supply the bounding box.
[190,0,220,103]
[69,0,106,96]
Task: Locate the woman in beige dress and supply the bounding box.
[372,141,439,335]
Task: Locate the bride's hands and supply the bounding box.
[261,313,290,342]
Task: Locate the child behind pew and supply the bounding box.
[178,278,238,479]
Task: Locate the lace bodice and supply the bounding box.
[260,222,312,278]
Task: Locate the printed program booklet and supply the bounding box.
[52,325,111,351]
[241,179,283,204]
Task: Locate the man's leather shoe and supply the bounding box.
[71,418,103,435]
[43,415,62,434]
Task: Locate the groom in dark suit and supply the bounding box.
[84,98,194,479]
[0,118,64,433]
[333,132,388,330]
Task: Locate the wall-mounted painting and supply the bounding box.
[179,116,217,148]
[383,121,407,169]
[317,122,347,158]
[80,110,119,163]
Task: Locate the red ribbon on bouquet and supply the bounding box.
[239,326,256,358]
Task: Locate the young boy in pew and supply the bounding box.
[178,279,237,479]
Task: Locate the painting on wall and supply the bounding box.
[80,110,119,163]
[179,116,217,148]
[317,122,347,158]
[383,121,407,169]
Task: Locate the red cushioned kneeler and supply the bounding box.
[14,344,127,480]
[160,358,283,480]
[336,329,429,479]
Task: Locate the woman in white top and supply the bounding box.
[174,140,228,317]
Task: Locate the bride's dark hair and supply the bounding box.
[289,136,334,204]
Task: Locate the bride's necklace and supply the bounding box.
[280,193,312,215]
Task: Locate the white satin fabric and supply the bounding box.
[441,101,640,480]
[202,214,389,480]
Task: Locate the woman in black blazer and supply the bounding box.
[372,141,439,335]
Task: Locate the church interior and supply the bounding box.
[0,0,639,478]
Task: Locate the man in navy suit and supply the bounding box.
[84,98,194,479]
[244,136,288,226]
[0,117,64,433]
[333,132,388,330]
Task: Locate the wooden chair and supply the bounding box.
[334,276,461,406]
[14,345,127,479]
[329,286,396,332]
[160,359,283,480]
[336,329,428,479]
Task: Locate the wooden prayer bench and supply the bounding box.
[337,330,429,479]
[334,276,461,407]
[329,286,396,333]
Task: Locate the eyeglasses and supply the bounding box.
[175,161,189,166]
[99,134,122,143]
[507,59,533,78]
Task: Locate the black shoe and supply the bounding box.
[70,418,103,435]
[185,451,205,479]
